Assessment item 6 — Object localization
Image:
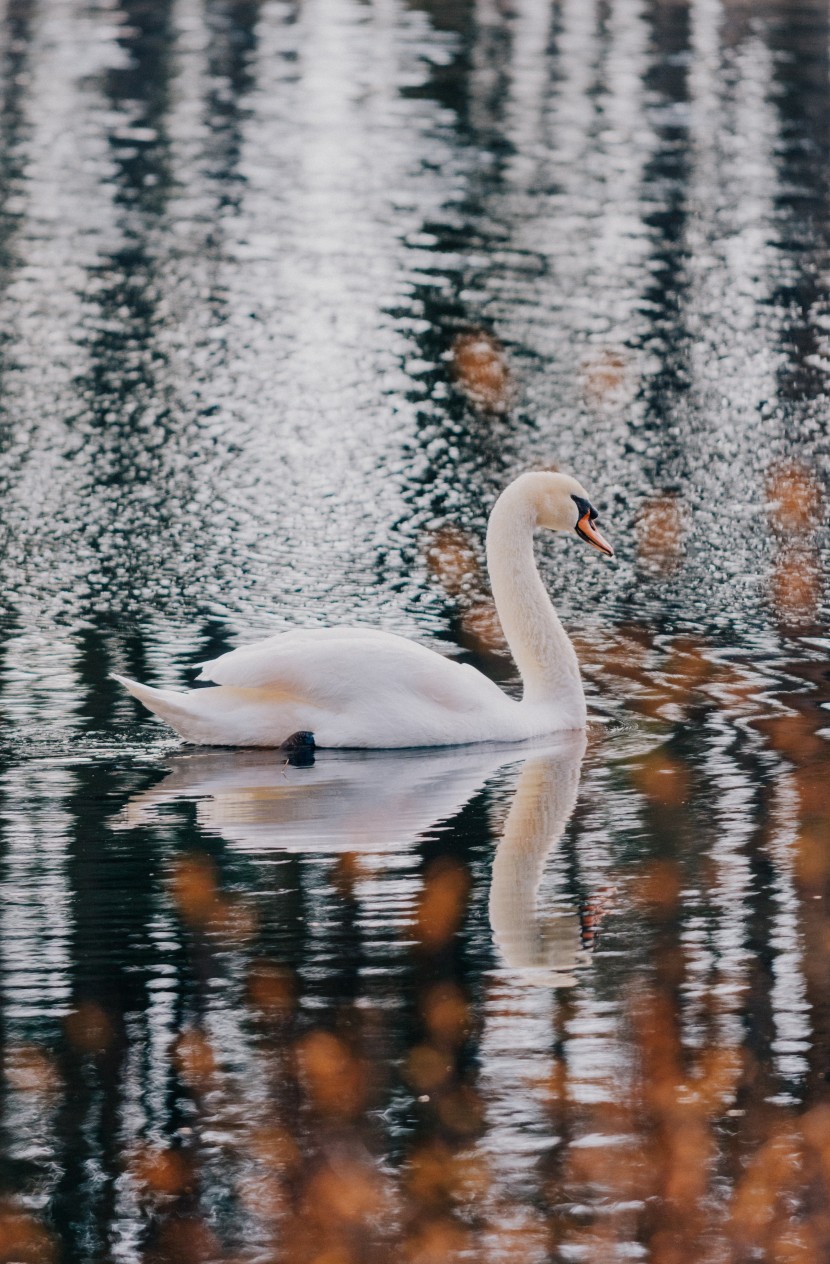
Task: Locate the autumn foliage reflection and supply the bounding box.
[636,493,687,577]
[424,523,508,659]
[450,331,512,414]
[579,346,639,410]
[766,461,825,627]
[0,1210,57,1264]
[4,584,830,1262]
[2,648,829,1264]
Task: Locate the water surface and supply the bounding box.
[0,0,829,1259]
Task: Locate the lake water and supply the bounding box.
[0,0,828,1259]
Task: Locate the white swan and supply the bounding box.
[113,471,613,748]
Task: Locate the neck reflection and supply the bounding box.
[489,734,588,984]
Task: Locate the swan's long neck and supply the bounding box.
[486,481,586,720]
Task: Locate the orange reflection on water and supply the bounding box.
[295,1030,369,1121]
[579,346,637,409]
[4,1044,62,1096]
[0,1208,57,1264]
[630,750,690,809]
[729,1124,802,1255]
[431,1083,483,1139]
[459,599,507,657]
[300,1152,389,1236]
[759,708,830,890]
[266,1122,396,1264]
[766,460,824,535]
[144,1216,221,1264]
[247,959,297,1023]
[424,525,507,658]
[632,859,683,914]
[412,856,471,952]
[450,331,512,414]
[766,461,825,628]
[168,852,258,942]
[420,981,469,1050]
[580,624,783,729]
[168,854,217,928]
[401,1214,472,1264]
[405,1043,453,1094]
[792,826,830,895]
[770,544,822,627]
[794,762,830,827]
[424,525,480,601]
[34,651,830,1264]
[248,1124,301,1177]
[64,1001,115,1056]
[172,1028,217,1091]
[129,1145,193,1200]
[575,624,683,720]
[636,493,687,576]
[759,711,826,768]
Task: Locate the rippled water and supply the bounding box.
[0,0,829,1259]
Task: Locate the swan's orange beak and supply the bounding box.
[576,511,614,558]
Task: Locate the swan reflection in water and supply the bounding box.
[488,736,591,985]
[116,734,592,984]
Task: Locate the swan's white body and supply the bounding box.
[114,472,612,748]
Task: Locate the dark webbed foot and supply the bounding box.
[281,731,316,767]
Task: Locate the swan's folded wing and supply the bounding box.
[196,631,320,690]
[196,628,491,712]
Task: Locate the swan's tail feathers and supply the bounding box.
[112,673,309,746]
[112,673,195,730]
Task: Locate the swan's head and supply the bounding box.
[532,472,614,558]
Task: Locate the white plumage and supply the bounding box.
[114,470,613,748]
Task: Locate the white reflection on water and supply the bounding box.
[489,736,587,983]
[0,763,73,1211]
[0,0,464,642]
[766,771,811,1090]
[0,764,73,1018]
[116,742,520,852]
[698,713,754,1052]
[120,732,597,973]
[479,0,657,415]
[0,0,123,628]
[109,736,600,1256]
[683,0,785,593]
[477,737,604,1250]
[0,633,79,1024]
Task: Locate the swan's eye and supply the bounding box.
[571,494,601,527]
